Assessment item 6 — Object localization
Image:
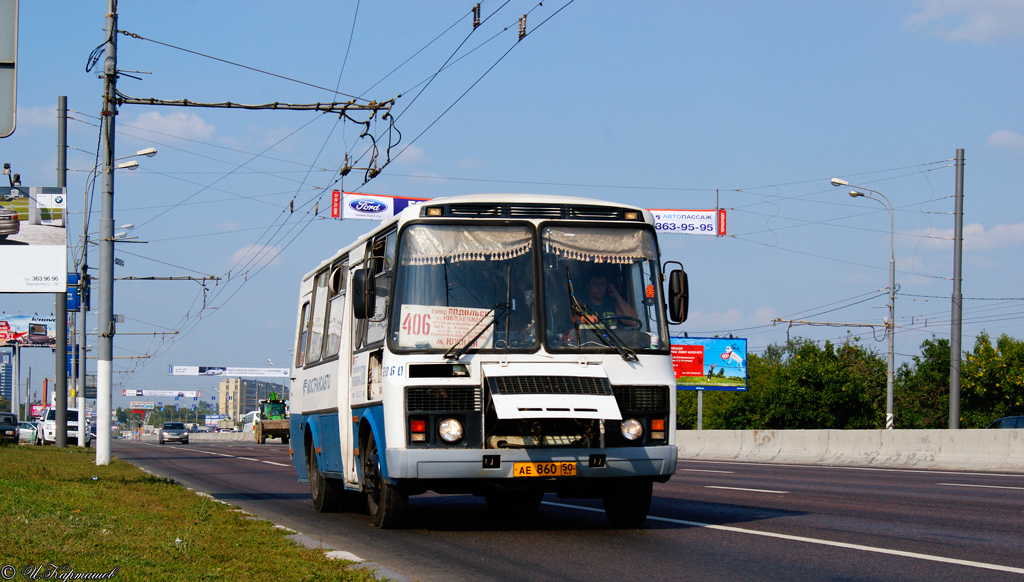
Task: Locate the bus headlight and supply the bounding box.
[438,418,463,443]
[620,418,644,441]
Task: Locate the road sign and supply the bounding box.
[67,274,80,311]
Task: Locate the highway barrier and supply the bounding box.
[676,429,1024,473]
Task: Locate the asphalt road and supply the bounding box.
[112,440,1024,581]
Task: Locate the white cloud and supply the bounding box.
[129,111,215,140]
[986,130,1024,151]
[15,105,56,128]
[906,0,1024,43]
[394,143,426,165]
[229,244,282,269]
[907,222,1024,251]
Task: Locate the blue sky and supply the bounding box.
[3,1,1023,410]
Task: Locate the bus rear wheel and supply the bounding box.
[602,479,653,528]
[363,432,407,529]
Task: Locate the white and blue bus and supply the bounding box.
[289,194,688,528]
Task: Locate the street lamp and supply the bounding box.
[80,146,156,466]
[832,178,896,429]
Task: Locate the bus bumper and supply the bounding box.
[385,445,677,480]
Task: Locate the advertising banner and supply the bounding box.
[0,186,67,292]
[341,192,428,221]
[167,366,289,378]
[0,313,56,347]
[649,209,726,236]
[128,401,155,410]
[123,389,201,398]
[671,336,747,391]
[204,414,225,426]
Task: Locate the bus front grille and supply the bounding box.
[612,385,670,411]
[406,386,482,412]
[487,376,611,396]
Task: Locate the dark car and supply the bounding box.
[158,422,189,445]
[0,206,19,240]
[987,415,1024,429]
[0,412,18,443]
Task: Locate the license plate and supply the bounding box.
[512,461,576,477]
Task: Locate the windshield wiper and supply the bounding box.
[566,268,638,362]
[443,302,509,360]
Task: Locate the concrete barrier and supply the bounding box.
[676,429,1024,473]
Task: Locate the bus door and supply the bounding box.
[320,258,358,486]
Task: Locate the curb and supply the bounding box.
[132,459,411,581]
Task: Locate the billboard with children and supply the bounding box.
[670,336,747,391]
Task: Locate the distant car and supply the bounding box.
[0,206,19,240]
[18,421,37,444]
[987,415,1024,429]
[36,408,91,447]
[158,422,189,445]
[0,412,18,443]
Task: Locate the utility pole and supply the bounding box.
[96,0,118,465]
[949,149,965,429]
[55,95,68,447]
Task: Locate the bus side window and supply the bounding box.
[296,302,309,367]
[324,259,348,358]
[307,270,330,364]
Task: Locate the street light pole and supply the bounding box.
[832,178,896,430]
[96,0,119,465]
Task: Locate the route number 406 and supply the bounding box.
[401,312,431,336]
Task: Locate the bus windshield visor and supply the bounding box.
[541,226,668,353]
[391,224,537,352]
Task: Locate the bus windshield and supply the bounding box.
[391,224,537,352]
[542,225,668,354]
[390,222,668,356]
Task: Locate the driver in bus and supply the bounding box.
[581,272,638,324]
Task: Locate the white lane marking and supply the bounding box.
[704,485,788,494]
[681,469,735,474]
[236,457,259,462]
[938,482,1024,491]
[262,461,290,467]
[678,459,1024,479]
[542,501,1024,575]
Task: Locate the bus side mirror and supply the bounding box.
[668,268,688,324]
[352,268,374,320]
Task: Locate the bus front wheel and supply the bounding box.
[308,447,342,512]
[363,432,407,529]
[602,479,653,528]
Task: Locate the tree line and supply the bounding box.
[677,332,1024,430]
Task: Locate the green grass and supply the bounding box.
[0,443,381,581]
[676,375,746,388]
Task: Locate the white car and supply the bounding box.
[36,408,91,447]
[18,421,37,444]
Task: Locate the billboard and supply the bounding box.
[671,336,747,391]
[0,0,16,138]
[0,313,56,348]
[0,186,67,292]
[123,390,201,398]
[649,209,727,236]
[341,192,427,221]
[168,366,289,378]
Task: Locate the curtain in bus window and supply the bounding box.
[542,227,656,264]
[400,225,533,265]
